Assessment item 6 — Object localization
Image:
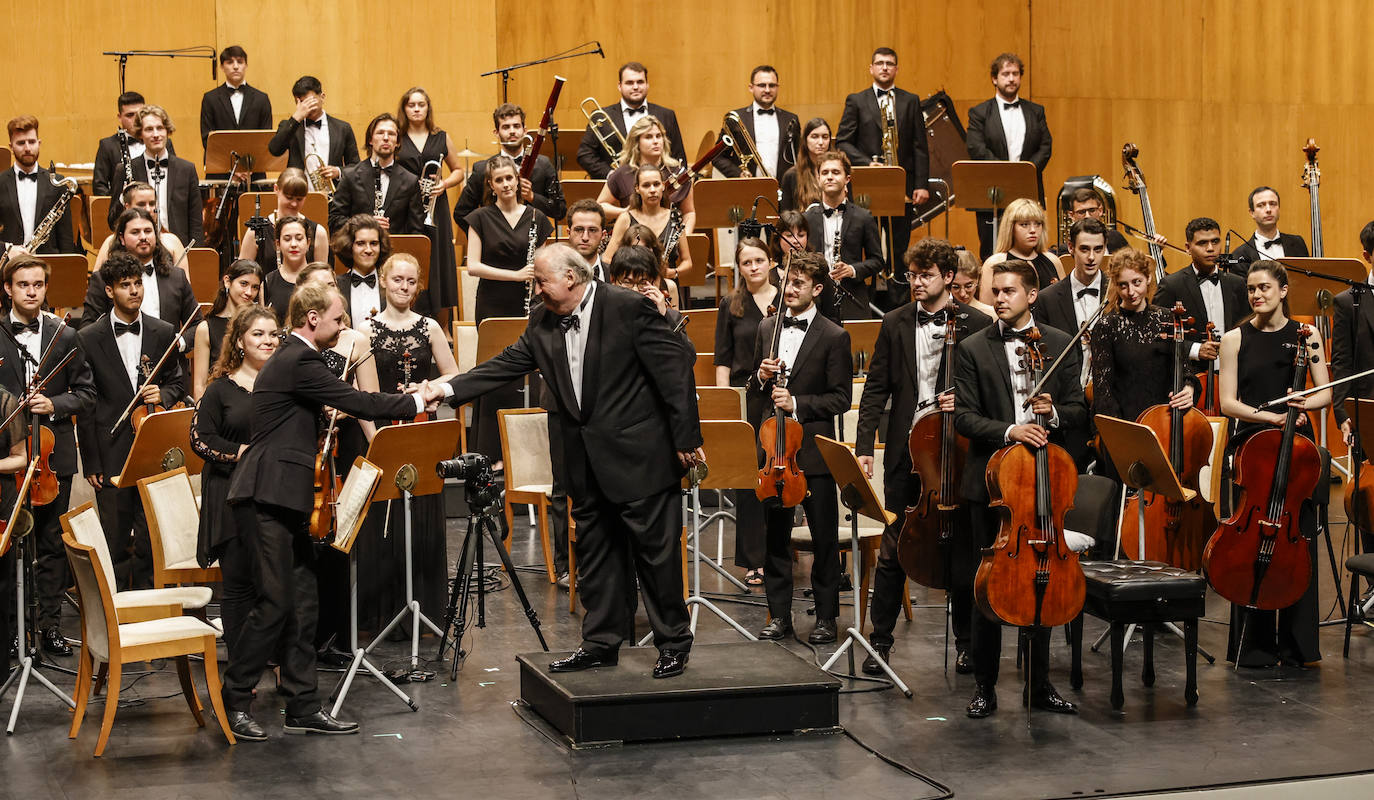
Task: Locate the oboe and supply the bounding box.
[522,220,539,316]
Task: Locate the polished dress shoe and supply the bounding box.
[808,618,838,645]
[862,644,892,676]
[41,627,72,657]
[758,618,793,640]
[227,711,268,742]
[954,649,973,675]
[652,649,689,679]
[1026,684,1077,714]
[967,684,998,718]
[549,648,618,672]
[283,710,359,735]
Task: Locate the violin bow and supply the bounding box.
[108,313,200,436]
[1022,302,1106,408]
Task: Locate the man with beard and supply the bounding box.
[328,113,424,235]
[452,103,565,231]
[0,116,77,255]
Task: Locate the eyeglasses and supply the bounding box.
[570,226,601,236]
[905,271,943,284]
[614,279,656,292]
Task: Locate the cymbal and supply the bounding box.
[455,148,487,159]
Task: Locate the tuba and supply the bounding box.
[1055,175,1118,246]
[724,110,770,178]
[580,98,625,166]
[418,159,443,227]
[304,152,335,197]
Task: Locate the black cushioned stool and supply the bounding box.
[1069,560,1207,710]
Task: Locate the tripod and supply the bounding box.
[1,533,75,733]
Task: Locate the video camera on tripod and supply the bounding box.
[437,452,502,510]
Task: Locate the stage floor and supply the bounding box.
[6,504,1374,799]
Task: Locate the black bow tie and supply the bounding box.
[15,171,37,182]
[143,264,156,276]
[916,308,950,326]
[877,89,893,100]
[1076,287,1099,299]
[304,118,323,129]
[624,105,646,117]
[114,319,141,336]
[782,315,808,331]
[227,86,243,94]
[756,107,776,116]
[557,314,581,333]
[352,272,376,288]
[1000,326,1029,342]
[1259,237,1281,249]
[1003,100,1021,110]
[9,319,37,335]
[147,158,168,171]
[823,205,842,218]
[1197,270,1220,286]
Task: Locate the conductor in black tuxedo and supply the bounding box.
[222,283,425,741]
[804,151,884,319]
[425,243,703,679]
[1153,217,1248,370]
[328,113,424,236]
[966,53,1054,260]
[711,66,800,179]
[954,258,1086,718]
[453,103,567,232]
[577,61,687,179]
[1229,186,1309,273]
[835,47,930,274]
[77,253,186,589]
[1,254,95,654]
[267,75,359,180]
[1,116,77,255]
[199,45,272,147]
[105,105,204,246]
[81,209,202,348]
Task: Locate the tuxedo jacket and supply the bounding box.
[953,320,1087,503]
[576,102,687,179]
[106,154,204,245]
[81,263,203,335]
[746,313,852,477]
[1229,232,1309,275]
[227,335,418,514]
[76,313,185,479]
[1032,271,1106,336]
[0,315,95,475]
[1332,287,1374,426]
[267,114,360,171]
[1152,267,1248,350]
[803,200,884,319]
[0,167,77,254]
[966,97,1054,199]
[711,106,801,178]
[92,133,175,197]
[328,160,425,235]
[855,301,993,488]
[835,87,929,194]
[448,284,701,504]
[337,270,387,319]
[452,154,566,231]
[199,83,273,146]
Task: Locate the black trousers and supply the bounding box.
[31,477,72,629]
[94,482,151,590]
[216,531,256,657]
[572,470,691,654]
[763,474,841,621]
[731,489,766,570]
[974,210,997,261]
[968,503,1051,689]
[222,502,321,717]
[549,480,570,576]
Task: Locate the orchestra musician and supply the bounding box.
[192,259,263,400]
[222,282,427,741]
[952,248,995,317]
[602,164,692,287]
[327,113,424,235]
[778,118,835,213]
[1332,221,1374,553]
[1230,187,1309,272]
[835,47,930,270]
[326,214,391,331]
[615,224,681,310]
[1049,187,1128,255]
[397,86,467,316]
[977,198,1061,304]
[0,254,95,656]
[566,198,608,282]
[608,245,689,334]
[76,252,187,590]
[749,251,852,644]
[267,76,359,176]
[856,238,992,674]
[577,61,687,180]
[106,105,203,246]
[597,116,697,235]
[453,103,566,234]
[238,168,330,271]
[425,243,703,679]
[93,91,177,197]
[1217,260,1328,668]
[199,46,272,147]
[94,182,187,271]
[966,53,1053,260]
[803,151,883,320]
[0,116,77,255]
[711,65,800,179]
[1153,217,1248,369]
[953,259,1086,717]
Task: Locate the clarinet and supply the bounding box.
[118,130,134,185]
[830,208,843,267]
[373,165,385,217]
[661,207,683,273]
[523,220,540,316]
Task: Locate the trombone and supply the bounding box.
[724,111,769,178]
[580,97,624,166]
[305,152,335,197]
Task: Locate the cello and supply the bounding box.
[1120,303,1216,570]
[975,329,1086,630]
[755,304,806,508]
[1121,143,1167,284]
[1203,326,1319,610]
[896,311,965,589]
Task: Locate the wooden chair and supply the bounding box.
[682,307,717,353]
[1200,416,1229,516]
[498,408,559,583]
[693,353,717,388]
[844,319,882,375]
[680,233,711,288]
[451,320,478,453]
[390,234,432,286]
[561,179,602,210]
[697,386,746,421]
[234,191,328,239]
[137,467,221,587]
[44,254,90,313]
[63,534,235,756]
[89,196,114,243]
[186,248,221,304]
[457,267,479,322]
[0,144,10,171]
[851,377,867,408]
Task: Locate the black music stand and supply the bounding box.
[951,160,1039,243]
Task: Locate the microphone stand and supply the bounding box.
[102,47,217,94]
[739,195,870,318]
[481,41,603,104]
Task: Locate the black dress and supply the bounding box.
[626,208,682,269]
[354,316,448,633]
[263,269,297,325]
[1090,304,1184,482]
[1001,251,1060,291]
[205,314,230,369]
[254,214,321,273]
[1227,319,1321,666]
[397,132,458,312]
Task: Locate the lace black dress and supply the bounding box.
[1091,304,1177,423]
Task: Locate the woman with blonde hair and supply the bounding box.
[598,115,696,236]
[977,198,1062,303]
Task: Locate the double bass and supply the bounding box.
[1203,326,1319,610]
[755,304,806,508]
[1120,303,1217,570]
[1121,143,1167,284]
[975,329,1085,630]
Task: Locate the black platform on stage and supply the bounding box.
[516,641,841,747]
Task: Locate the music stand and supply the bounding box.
[951,160,1040,243]
[236,191,328,238]
[203,130,285,178]
[693,177,778,231]
[356,419,462,678]
[111,407,203,488]
[852,164,906,268]
[814,436,913,697]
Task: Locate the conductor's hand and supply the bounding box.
[1028,392,1054,417]
[27,392,54,416]
[1197,340,1220,361]
[139,384,161,404]
[757,357,782,385]
[677,447,705,469]
[858,454,874,478]
[1009,424,1050,448]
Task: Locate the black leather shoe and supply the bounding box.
[227,711,268,742]
[283,710,359,735]
[967,684,998,718]
[316,645,353,671]
[954,649,972,675]
[1027,684,1077,714]
[41,627,72,657]
[862,644,892,676]
[549,648,618,672]
[652,649,689,679]
[808,618,838,644]
[759,618,793,640]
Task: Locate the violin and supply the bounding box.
[111,314,198,437]
[129,355,165,430]
[1121,143,1167,284]
[398,349,427,424]
[2,313,71,506]
[1194,322,1222,416]
[975,329,1085,629]
[1203,326,1319,610]
[755,305,806,507]
[1120,303,1216,570]
[310,408,342,541]
[896,312,964,589]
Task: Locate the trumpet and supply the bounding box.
[581,97,624,166]
[419,159,443,228]
[305,152,335,196]
[725,111,769,178]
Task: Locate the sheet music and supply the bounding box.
[332,458,382,553]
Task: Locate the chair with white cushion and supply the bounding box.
[138,467,222,587]
[499,408,560,583]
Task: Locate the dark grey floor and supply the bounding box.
[5,500,1374,800]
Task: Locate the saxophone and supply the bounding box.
[0,168,79,270]
[523,220,540,316]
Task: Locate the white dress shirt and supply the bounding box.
[140,261,162,320]
[563,282,598,408]
[1069,272,1102,385]
[621,102,648,124]
[913,305,946,404]
[997,95,1027,162]
[775,303,818,419]
[113,311,144,389]
[121,133,146,160]
[145,153,171,230]
[999,317,1059,441]
[14,165,38,243]
[348,270,381,331]
[752,102,780,177]
[226,82,244,123]
[305,113,331,163]
[1189,267,1225,360]
[372,159,391,205]
[1253,230,1287,258]
[9,312,40,385]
